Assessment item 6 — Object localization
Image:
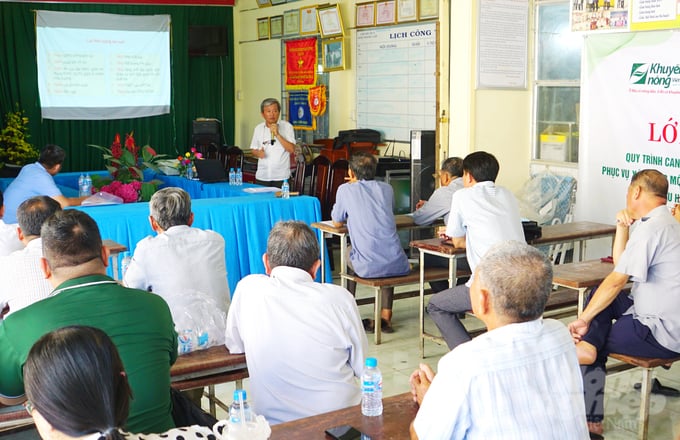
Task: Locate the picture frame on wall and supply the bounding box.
[322,38,345,71]
[270,0,286,5]
[300,6,318,35]
[257,17,270,40]
[356,2,375,27]
[418,0,438,20]
[317,4,344,38]
[270,15,283,38]
[283,9,300,36]
[376,0,396,25]
[397,0,417,22]
[256,0,272,8]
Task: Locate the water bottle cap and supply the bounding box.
[365,357,377,368]
[233,389,247,401]
[230,168,235,171]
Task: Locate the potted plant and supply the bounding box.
[0,106,39,177]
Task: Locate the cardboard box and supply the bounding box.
[540,133,568,161]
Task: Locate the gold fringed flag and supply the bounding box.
[308,85,327,116]
[285,37,317,89]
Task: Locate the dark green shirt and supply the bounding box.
[0,274,178,434]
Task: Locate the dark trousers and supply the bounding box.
[581,291,680,422]
[256,179,285,188]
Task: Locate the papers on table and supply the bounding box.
[243,187,280,193]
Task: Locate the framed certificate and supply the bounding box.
[270,15,283,38]
[322,38,345,72]
[397,0,417,22]
[317,5,344,38]
[257,17,270,40]
[376,0,396,25]
[256,0,272,8]
[300,6,318,35]
[283,9,300,36]
[356,2,376,27]
[418,0,438,20]
[270,0,286,5]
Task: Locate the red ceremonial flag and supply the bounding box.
[285,37,317,89]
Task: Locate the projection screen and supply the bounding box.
[36,10,171,120]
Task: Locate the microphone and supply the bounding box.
[270,124,277,145]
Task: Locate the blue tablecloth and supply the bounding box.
[74,195,330,294]
[152,174,273,200]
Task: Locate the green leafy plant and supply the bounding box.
[0,106,39,167]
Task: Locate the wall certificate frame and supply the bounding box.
[270,0,286,5]
[283,9,300,36]
[322,38,345,71]
[257,17,270,40]
[397,0,417,22]
[317,4,344,38]
[256,0,272,8]
[300,6,319,35]
[418,0,438,20]
[270,15,283,38]
[376,0,396,25]
[356,2,376,27]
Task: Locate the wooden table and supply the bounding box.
[552,259,614,315]
[312,215,443,288]
[409,238,466,358]
[270,392,417,439]
[528,221,616,260]
[170,345,248,416]
[103,239,127,281]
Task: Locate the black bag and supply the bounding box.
[522,221,542,241]
[170,388,218,428]
[332,129,381,149]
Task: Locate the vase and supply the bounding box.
[0,164,23,178]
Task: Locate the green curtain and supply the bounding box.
[0,2,234,172]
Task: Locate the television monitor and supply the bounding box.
[189,26,228,57]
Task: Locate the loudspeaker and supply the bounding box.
[192,119,221,149]
[410,130,436,211]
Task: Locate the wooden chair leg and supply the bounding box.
[638,368,653,440]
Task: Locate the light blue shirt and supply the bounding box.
[446,181,525,283]
[411,177,463,225]
[413,319,588,440]
[3,162,62,223]
[616,205,680,352]
[331,180,410,278]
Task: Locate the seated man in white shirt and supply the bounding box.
[123,187,229,315]
[0,196,62,317]
[409,241,588,440]
[225,221,368,425]
[0,189,23,256]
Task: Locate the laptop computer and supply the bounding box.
[194,159,228,183]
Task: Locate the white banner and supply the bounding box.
[576,30,680,228]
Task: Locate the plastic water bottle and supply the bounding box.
[82,173,92,196]
[120,251,132,279]
[361,357,383,416]
[186,165,194,180]
[229,168,236,185]
[78,174,86,196]
[281,179,290,199]
[236,168,243,185]
[178,329,194,354]
[229,389,253,425]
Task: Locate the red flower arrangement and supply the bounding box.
[89,132,166,203]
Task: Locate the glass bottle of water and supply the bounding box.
[361,357,383,416]
[281,179,290,199]
[229,389,253,425]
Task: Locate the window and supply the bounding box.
[534,1,582,163]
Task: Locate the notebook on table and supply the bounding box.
[194,159,228,183]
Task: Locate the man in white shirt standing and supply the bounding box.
[225,221,368,425]
[409,241,588,440]
[0,196,61,316]
[249,98,297,187]
[123,187,229,315]
[0,189,23,256]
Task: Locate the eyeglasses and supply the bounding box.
[24,400,34,415]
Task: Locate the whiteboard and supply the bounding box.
[356,22,437,143]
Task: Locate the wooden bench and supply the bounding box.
[608,353,680,440]
[170,345,248,416]
[344,267,471,344]
[0,404,31,432]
